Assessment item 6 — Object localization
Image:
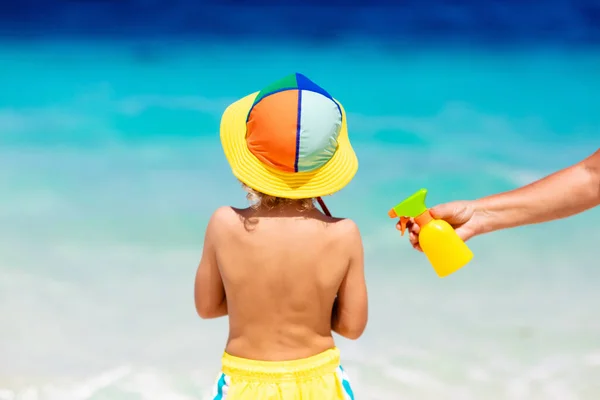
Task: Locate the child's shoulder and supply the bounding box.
[206,206,248,231]
[325,216,362,240]
[209,205,241,220]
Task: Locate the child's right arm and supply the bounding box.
[331,220,368,340]
[194,207,229,319]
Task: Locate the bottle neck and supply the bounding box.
[414,210,433,226]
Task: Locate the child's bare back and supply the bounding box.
[197,72,364,399]
[196,202,368,362]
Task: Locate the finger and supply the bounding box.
[395,220,415,232]
[405,219,421,232]
[406,225,423,252]
[410,221,421,234]
[409,230,418,243]
[409,233,423,252]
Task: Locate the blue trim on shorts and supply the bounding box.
[213,373,226,400]
[338,365,355,400]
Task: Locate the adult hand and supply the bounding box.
[398,200,482,252]
[398,149,600,252]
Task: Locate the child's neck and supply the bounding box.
[252,202,318,217]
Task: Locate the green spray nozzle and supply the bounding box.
[388,189,430,236]
[388,188,429,219]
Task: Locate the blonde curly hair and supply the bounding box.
[242,183,315,212]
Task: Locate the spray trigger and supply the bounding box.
[399,217,410,236]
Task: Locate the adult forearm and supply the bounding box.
[473,150,600,234]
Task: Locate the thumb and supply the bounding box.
[429,201,469,225]
[429,202,458,220]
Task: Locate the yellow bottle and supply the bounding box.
[388,189,473,277]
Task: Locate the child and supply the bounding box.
[195,73,368,400]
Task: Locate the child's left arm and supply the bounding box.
[194,209,228,319]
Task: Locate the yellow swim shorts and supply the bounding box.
[209,347,355,400]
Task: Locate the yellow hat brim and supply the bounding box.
[219,91,358,199]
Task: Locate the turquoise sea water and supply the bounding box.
[1,40,599,399]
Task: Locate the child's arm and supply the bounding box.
[331,220,368,340]
[194,209,228,319]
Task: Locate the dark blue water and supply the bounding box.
[1,0,599,45]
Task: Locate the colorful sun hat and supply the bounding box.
[219,73,358,199]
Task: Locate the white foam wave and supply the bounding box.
[583,351,600,366]
[349,102,525,144]
[2,266,600,399]
[2,359,596,400]
[116,95,232,117]
[485,164,546,186]
[0,108,93,136]
[0,367,209,400]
